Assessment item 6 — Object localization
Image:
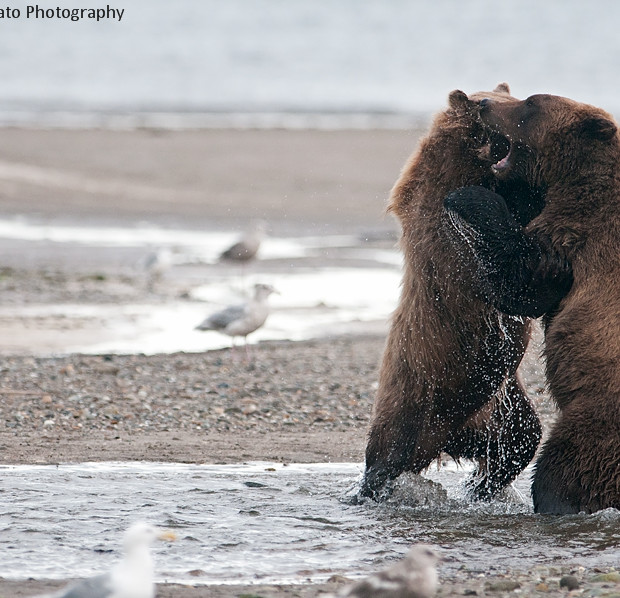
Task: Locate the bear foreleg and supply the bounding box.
[442,186,573,318]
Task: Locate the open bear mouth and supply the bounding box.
[488,131,512,173]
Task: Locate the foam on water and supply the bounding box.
[1,461,619,585]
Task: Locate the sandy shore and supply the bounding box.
[0,127,420,234]
[0,127,617,598]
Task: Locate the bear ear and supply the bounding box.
[579,116,617,141]
[493,82,510,94]
[448,89,469,110]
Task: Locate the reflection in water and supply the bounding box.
[1,462,619,585]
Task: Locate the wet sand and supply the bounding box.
[0,127,617,598]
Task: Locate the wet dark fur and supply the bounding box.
[444,186,572,318]
[443,94,620,513]
[359,85,542,501]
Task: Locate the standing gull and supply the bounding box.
[336,545,440,598]
[219,220,267,262]
[142,247,173,292]
[37,522,176,598]
[195,283,277,348]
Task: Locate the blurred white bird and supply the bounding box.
[143,247,173,291]
[37,522,176,598]
[195,283,277,349]
[336,545,440,598]
[219,220,267,262]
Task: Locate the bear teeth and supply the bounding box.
[492,147,512,172]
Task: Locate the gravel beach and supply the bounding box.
[0,127,617,598]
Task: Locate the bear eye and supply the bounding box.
[525,97,536,108]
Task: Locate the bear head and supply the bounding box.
[478,93,619,190]
[447,82,512,113]
[444,83,514,171]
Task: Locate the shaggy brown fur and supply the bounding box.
[359,85,542,501]
[444,94,620,513]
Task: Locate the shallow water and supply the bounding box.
[1,461,619,585]
[0,218,400,355]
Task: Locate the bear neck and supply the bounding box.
[390,114,491,226]
[530,171,620,262]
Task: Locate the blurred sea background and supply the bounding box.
[1,0,620,129]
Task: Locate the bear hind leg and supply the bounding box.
[446,376,541,501]
[532,406,617,514]
[532,440,581,514]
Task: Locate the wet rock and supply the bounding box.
[591,573,620,583]
[485,580,521,592]
[560,575,580,590]
[326,574,352,584]
[387,471,450,507]
[187,569,206,577]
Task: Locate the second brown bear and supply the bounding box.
[359,84,542,500]
[444,93,619,513]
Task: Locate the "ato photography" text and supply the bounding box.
[0,5,124,21]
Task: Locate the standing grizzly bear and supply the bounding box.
[359,85,543,501]
[444,93,620,513]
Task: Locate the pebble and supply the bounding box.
[560,576,580,590]
[485,580,521,592]
[0,338,383,435]
[591,573,620,584]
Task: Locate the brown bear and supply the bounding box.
[359,84,543,501]
[443,93,620,513]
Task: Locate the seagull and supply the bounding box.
[38,522,176,598]
[195,283,277,348]
[219,221,267,262]
[143,247,173,291]
[336,545,440,598]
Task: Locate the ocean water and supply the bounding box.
[1,0,620,127]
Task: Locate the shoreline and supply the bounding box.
[0,336,381,466]
[4,564,620,598]
[0,109,432,132]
